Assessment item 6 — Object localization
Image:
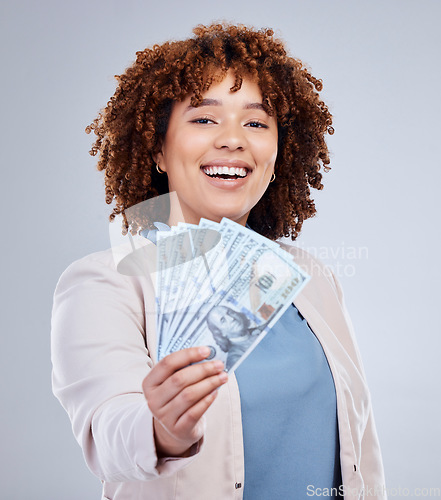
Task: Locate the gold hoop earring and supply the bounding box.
[270,173,276,183]
[156,164,166,174]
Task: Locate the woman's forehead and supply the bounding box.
[173,71,267,113]
[175,67,262,102]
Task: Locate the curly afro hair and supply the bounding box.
[87,22,333,240]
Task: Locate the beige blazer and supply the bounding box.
[51,242,386,500]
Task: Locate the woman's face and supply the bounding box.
[156,71,278,226]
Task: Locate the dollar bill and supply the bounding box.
[156,218,310,371]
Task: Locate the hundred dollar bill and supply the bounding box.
[156,225,224,358]
[156,218,310,372]
[165,223,200,335]
[166,226,223,336]
[166,222,261,345]
[158,219,247,342]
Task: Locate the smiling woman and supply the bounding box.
[156,71,278,226]
[52,22,386,500]
[86,22,333,240]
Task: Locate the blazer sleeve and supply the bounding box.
[51,252,200,482]
[331,271,387,498]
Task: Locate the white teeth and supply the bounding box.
[202,166,248,178]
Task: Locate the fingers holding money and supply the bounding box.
[145,346,218,386]
[142,346,227,456]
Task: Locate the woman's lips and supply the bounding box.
[200,167,250,189]
[200,159,253,189]
[202,165,248,178]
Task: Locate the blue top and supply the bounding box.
[235,303,342,498]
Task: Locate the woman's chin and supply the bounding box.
[206,208,250,226]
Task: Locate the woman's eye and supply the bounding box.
[192,117,214,124]
[246,121,268,128]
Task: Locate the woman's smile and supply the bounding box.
[200,158,252,190]
[156,71,278,226]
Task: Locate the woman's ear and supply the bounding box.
[153,140,168,170]
[152,151,166,172]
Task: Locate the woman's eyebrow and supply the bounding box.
[244,102,266,112]
[184,99,267,113]
[185,99,220,112]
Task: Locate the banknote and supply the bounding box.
[156,219,310,372]
[155,226,223,359]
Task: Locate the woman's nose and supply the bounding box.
[214,122,247,151]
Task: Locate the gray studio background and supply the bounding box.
[1,0,440,498]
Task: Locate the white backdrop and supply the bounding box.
[1,0,440,498]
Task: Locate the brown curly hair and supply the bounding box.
[87,22,333,240]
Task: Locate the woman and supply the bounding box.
[51,23,386,499]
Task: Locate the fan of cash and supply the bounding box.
[155,218,310,372]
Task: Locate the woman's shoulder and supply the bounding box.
[66,247,116,269]
[52,247,155,330]
[55,246,154,300]
[59,235,157,283]
[57,248,117,287]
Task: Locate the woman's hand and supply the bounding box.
[142,346,228,458]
